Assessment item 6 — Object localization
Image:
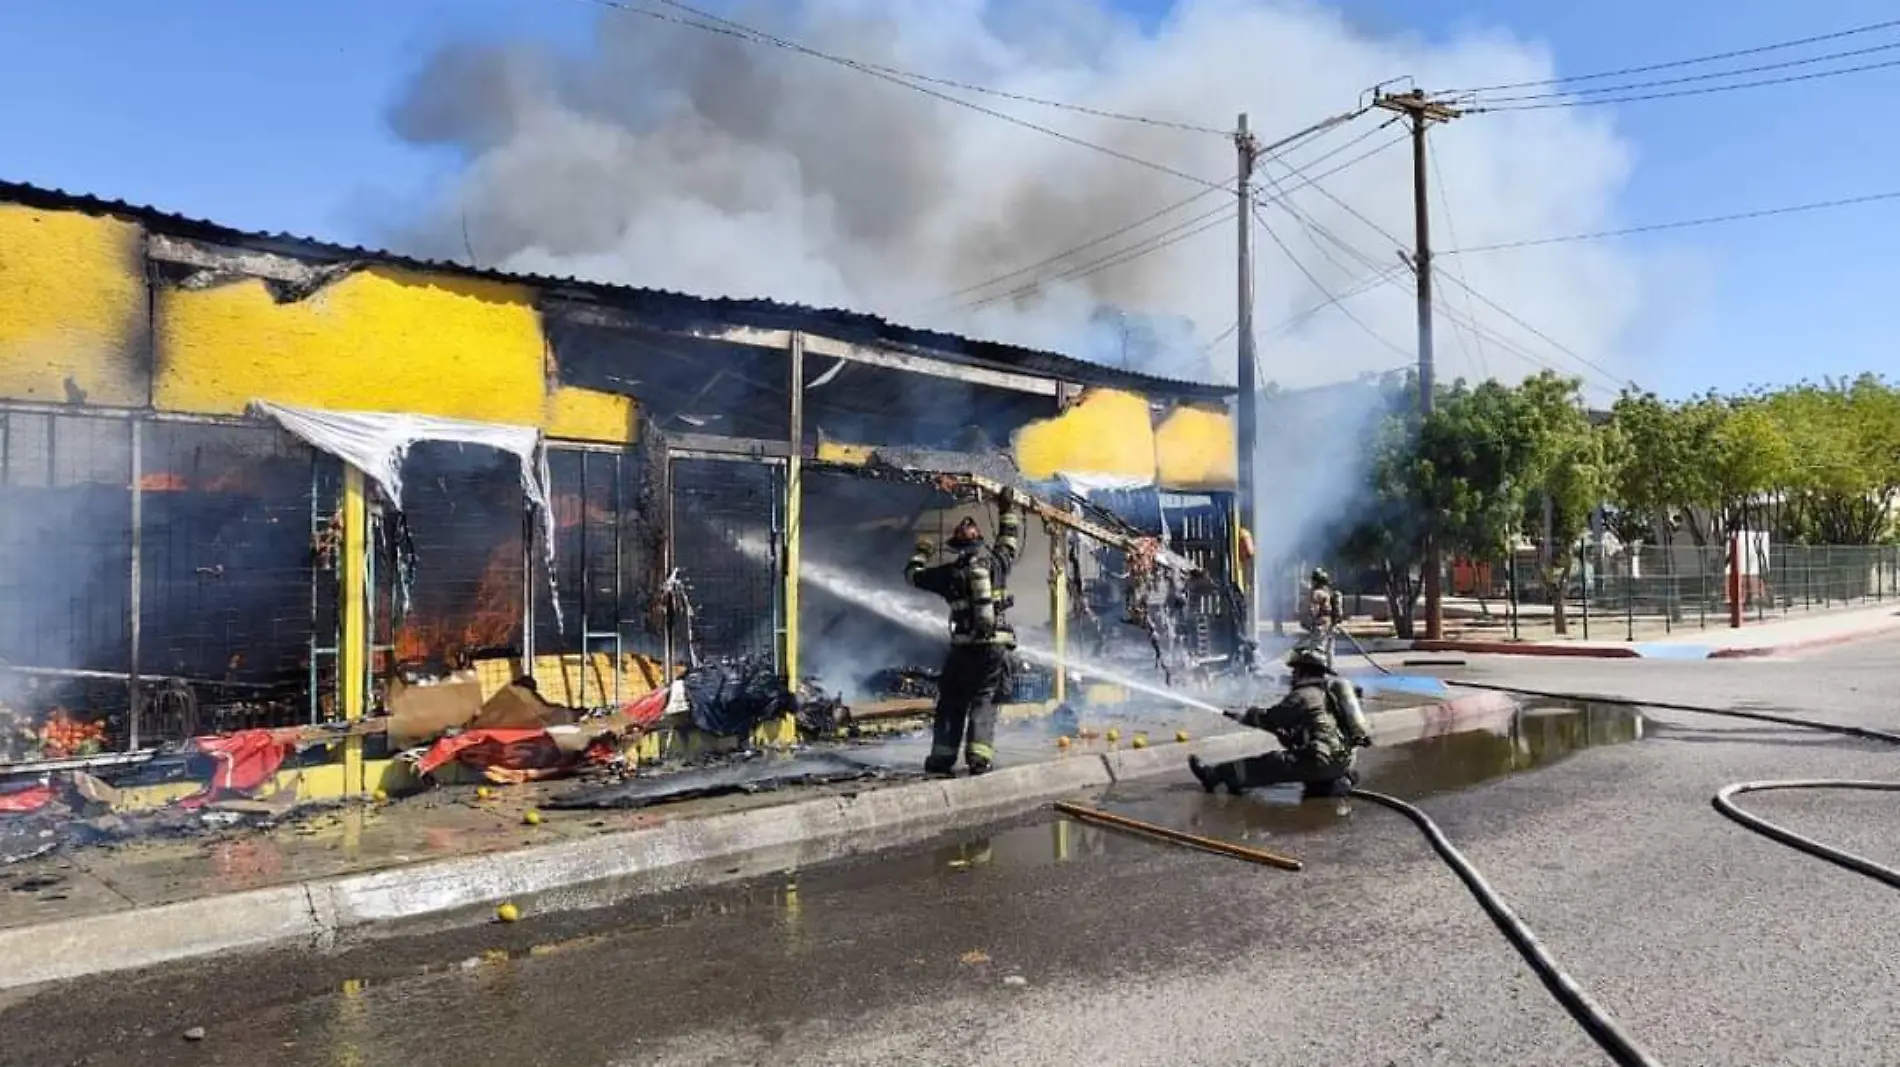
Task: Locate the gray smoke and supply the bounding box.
[388,0,1652,392]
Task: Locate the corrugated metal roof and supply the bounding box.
[0,179,1236,403]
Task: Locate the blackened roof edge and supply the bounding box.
[1,179,1236,403]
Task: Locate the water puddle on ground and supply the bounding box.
[958,696,1646,870]
[316,698,1643,996]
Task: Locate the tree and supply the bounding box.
[1333,373,1430,637]
[1517,372,1619,636]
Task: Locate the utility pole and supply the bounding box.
[1375,88,1462,641]
[1234,112,1262,642]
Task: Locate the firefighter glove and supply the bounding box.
[997,485,1021,511]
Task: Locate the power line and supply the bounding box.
[570,0,1234,193]
[567,0,1230,134]
[932,187,1222,304]
[1473,54,1900,110]
[1431,271,1626,388]
[1449,17,1900,93]
[1251,205,1414,361]
[1471,38,1900,104]
[1277,198,1621,389]
[943,119,1404,311]
[958,205,1236,311]
[1430,145,1490,379]
[1444,188,1900,253]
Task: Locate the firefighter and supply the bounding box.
[1188,644,1373,798]
[1301,566,1344,667]
[906,486,1024,777]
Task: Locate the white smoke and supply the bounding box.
[387,0,1652,393]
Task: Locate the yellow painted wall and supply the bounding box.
[544,385,637,442]
[1012,389,1158,482]
[0,205,150,406]
[1154,405,1237,490]
[155,266,548,423]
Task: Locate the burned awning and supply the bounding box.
[248,401,561,626]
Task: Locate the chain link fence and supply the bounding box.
[1445,542,1900,641]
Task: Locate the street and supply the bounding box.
[4,638,1899,1067]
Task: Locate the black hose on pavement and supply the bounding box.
[1326,627,1900,1065]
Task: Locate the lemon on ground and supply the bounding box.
[1176,730,1190,743]
[1105,728,1121,743]
[496,902,521,923]
[523,809,543,826]
[1131,734,1148,749]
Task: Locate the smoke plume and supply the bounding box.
[388,0,1650,393]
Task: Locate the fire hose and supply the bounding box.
[1326,627,1900,1066]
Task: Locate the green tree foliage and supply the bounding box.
[1328,372,1900,639]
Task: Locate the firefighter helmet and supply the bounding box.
[947,517,985,551]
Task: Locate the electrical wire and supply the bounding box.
[936,114,1396,310]
[1449,17,1900,93]
[932,187,1224,304]
[1252,204,1414,361]
[1473,55,1900,111]
[1428,147,1490,380]
[1444,188,1900,254]
[1469,38,1900,104]
[1327,632,1900,1065]
[958,205,1236,311]
[566,0,1231,134]
[569,0,1233,192]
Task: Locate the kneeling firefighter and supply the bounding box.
[905,487,1024,777]
[1189,644,1374,798]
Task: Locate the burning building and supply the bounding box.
[0,180,1241,798]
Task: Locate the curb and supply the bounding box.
[1708,617,1900,659]
[0,690,1515,992]
[1408,639,1640,659]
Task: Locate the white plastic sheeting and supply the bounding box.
[249,400,562,629]
[1055,472,1153,497]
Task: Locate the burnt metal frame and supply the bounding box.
[0,402,316,758]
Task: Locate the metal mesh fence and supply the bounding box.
[1410,542,1900,641]
[668,455,782,667]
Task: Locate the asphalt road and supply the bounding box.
[5,637,1899,1067]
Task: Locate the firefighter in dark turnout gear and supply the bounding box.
[906,488,1025,776]
[1188,644,1373,798]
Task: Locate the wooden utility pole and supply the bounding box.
[1235,112,1261,640]
[1375,88,1461,641]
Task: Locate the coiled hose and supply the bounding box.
[1332,629,1900,1066]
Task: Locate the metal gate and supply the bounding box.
[666,453,785,672]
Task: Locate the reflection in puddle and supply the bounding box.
[963,698,1645,866]
[320,699,1642,1005]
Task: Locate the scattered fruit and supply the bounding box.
[1131,734,1149,749]
[476,787,494,801]
[1175,730,1191,743]
[523,809,543,826]
[1105,728,1121,743]
[1056,736,1072,749]
[496,902,521,923]
[372,789,388,804]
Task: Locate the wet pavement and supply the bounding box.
[0,693,1669,1067]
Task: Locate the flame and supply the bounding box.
[392,542,523,664]
[549,492,613,531]
[138,472,188,492]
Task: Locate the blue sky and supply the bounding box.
[2,0,1895,400]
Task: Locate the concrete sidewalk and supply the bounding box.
[0,687,1517,992]
[1364,603,1900,660]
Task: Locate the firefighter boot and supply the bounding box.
[924,756,957,778]
[1188,755,1220,794]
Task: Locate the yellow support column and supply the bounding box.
[340,465,368,797]
[783,332,805,686]
[1049,520,1067,705]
